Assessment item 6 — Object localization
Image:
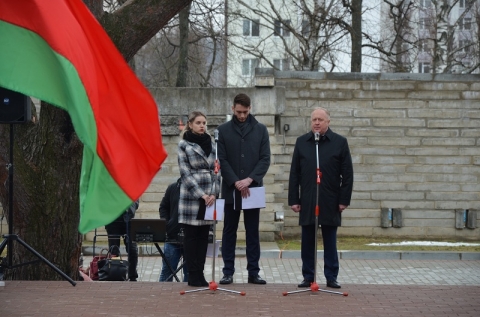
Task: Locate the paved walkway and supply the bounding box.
[118,254,480,286]
[1,243,480,316]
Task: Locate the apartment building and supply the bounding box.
[225,0,478,87]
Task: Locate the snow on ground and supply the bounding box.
[367,241,480,247]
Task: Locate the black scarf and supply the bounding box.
[232,115,251,135]
[183,130,212,157]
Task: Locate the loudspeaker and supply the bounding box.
[0,86,31,123]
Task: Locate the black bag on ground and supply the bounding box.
[98,245,129,281]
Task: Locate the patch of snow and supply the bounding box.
[367,241,480,247]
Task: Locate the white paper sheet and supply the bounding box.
[233,186,266,209]
[205,199,225,221]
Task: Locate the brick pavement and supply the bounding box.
[1,281,479,317]
[2,248,480,316]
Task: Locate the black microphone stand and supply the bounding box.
[0,124,76,286]
[180,130,245,296]
[283,132,346,296]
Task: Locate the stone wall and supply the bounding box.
[86,87,286,242]
[272,71,480,240]
[86,71,480,242]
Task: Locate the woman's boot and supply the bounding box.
[197,226,210,287]
[188,271,202,287]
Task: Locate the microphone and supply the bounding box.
[314,132,320,141]
[214,129,219,141]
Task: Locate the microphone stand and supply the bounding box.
[283,133,347,297]
[180,130,245,296]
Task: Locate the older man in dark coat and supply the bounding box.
[288,107,353,289]
[217,93,270,285]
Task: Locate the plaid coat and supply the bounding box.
[177,137,220,226]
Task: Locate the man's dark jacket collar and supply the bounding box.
[307,127,332,141]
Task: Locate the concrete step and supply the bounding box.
[81,242,480,261]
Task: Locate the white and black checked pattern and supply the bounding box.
[177,139,220,226]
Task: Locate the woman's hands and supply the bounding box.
[202,194,216,207]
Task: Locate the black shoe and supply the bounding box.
[129,278,137,282]
[298,279,313,288]
[248,275,266,285]
[199,274,209,287]
[326,280,341,288]
[219,275,233,284]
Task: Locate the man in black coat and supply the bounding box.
[288,107,353,289]
[104,200,139,281]
[159,178,188,282]
[217,93,271,285]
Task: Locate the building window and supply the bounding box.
[273,59,290,71]
[242,58,259,76]
[459,39,471,53]
[420,0,432,8]
[419,62,430,73]
[243,19,260,36]
[460,0,465,8]
[459,17,472,30]
[302,20,311,37]
[274,19,291,37]
[418,39,430,53]
[419,18,431,30]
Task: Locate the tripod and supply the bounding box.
[283,132,346,297]
[180,130,245,296]
[0,124,76,286]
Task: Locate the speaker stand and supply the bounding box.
[0,124,76,286]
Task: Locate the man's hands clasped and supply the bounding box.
[235,177,253,198]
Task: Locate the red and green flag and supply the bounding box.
[0,0,167,233]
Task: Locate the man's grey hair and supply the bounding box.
[311,107,330,120]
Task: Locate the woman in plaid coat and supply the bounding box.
[178,111,220,287]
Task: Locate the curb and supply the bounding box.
[82,244,480,260]
[263,250,480,260]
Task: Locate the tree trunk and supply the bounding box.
[350,0,362,72]
[0,0,192,281]
[0,104,83,280]
[395,38,405,73]
[101,0,193,62]
[176,3,192,87]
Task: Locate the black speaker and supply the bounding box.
[0,86,31,123]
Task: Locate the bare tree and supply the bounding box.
[135,0,226,88]
[374,0,479,74]
[229,0,351,72]
[227,0,480,76]
[341,0,363,71]
[227,0,396,77]
[467,1,480,73]
[377,0,416,72]
[411,0,479,74]
[176,4,192,87]
[0,0,192,281]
